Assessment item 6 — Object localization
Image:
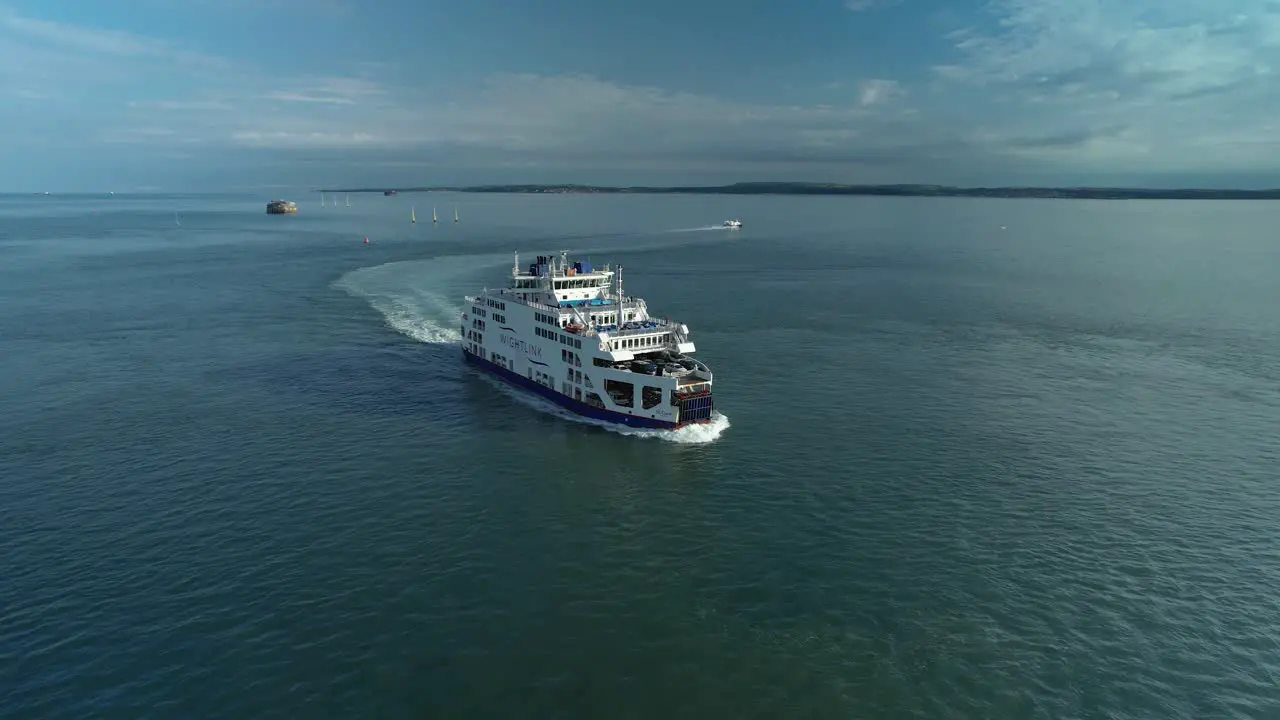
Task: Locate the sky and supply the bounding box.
[2,0,1279,191]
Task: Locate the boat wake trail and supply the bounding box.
[333,253,730,443]
[334,255,490,344]
[661,225,731,233]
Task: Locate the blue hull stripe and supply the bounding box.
[463,350,698,430]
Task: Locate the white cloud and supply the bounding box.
[932,0,1280,174]
[266,92,356,105]
[129,99,231,112]
[99,127,182,144]
[231,131,381,147]
[858,79,902,106]
[424,73,930,164]
[1,13,162,55]
[0,8,227,68]
[5,3,1280,185]
[844,0,902,11]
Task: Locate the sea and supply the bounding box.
[2,191,1278,719]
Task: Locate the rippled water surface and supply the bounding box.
[2,192,1278,718]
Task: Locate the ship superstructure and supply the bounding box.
[461,251,715,429]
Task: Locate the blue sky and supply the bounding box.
[2,0,1278,190]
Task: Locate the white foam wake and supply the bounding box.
[665,225,732,233]
[334,253,505,344]
[334,252,731,444]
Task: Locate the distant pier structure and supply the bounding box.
[266,199,298,214]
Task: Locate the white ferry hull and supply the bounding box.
[462,348,711,429]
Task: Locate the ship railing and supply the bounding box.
[604,321,678,338]
[478,290,665,333]
[477,291,560,313]
[489,290,624,316]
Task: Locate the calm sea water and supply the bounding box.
[2,191,1278,718]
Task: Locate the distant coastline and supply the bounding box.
[317,182,1280,200]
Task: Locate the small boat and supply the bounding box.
[722,219,742,228]
[384,190,397,196]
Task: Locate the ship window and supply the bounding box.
[642,386,662,409]
[604,378,634,407]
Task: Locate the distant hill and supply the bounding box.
[319,182,1280,200]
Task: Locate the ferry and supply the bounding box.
[461,251,715,429]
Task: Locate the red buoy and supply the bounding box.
[364,236,369,244]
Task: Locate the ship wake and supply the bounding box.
[333,254,492,344]
[667,225,734,232]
